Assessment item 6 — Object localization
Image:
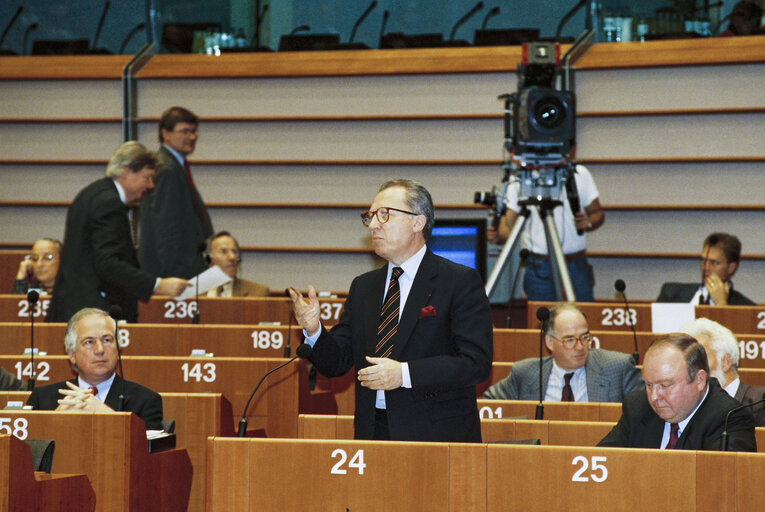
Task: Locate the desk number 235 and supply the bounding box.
[571,456,608,483]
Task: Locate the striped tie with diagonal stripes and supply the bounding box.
[375,267,403,358]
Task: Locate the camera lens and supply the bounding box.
[533,96,566,130]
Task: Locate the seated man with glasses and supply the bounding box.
[12,238,62,295]
[484,302,643,401]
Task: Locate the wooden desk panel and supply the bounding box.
[206,437,453,512]
[476,400,622,422]
[0,356,300,438]
[527,301,765,335]
[0,412,191,512]
[0,294,346,327]
[0,434,95,512]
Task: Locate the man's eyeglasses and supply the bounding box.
[172,128,197,136]
[549,333,593,349]
[360,207,419,227]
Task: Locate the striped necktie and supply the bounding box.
[375,267,403,359]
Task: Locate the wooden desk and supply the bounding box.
[0,356,300,438]
[0,412,191,512]
[0,392,233,512]
[527,301,765,334]
[476,399,623,422]
[206,437,765,512]
[0,434,95,512]
[0,294,346,326]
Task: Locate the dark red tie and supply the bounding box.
[561,372,574,402]
[666,423,679,449]
[89,386,98,396]
[375,267,403,359]
[184,161,196,188]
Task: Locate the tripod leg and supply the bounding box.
[539,207,577,301]
[485,210,529,298]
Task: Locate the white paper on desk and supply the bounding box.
[174,266,231,301]
[651,303,696,333]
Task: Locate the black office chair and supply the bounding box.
[24,439,55,473]
[161,419,176,433]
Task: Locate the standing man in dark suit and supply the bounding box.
[139,106,213,279]
[29,308,163,430]
[598,333,756,451]
[483,303,643,401]
[47,142,190,323]
[289,179,493,442]
[657,232,755,305]
[681,317,765,426]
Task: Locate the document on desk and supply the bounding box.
[174,266,232,301]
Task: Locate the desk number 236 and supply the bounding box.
[571,455,608,483]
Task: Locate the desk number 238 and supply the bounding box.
[571,456,608,483]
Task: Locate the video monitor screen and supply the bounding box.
[426,218,487,281]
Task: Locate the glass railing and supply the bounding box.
[0,0,753,56]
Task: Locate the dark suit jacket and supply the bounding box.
[0,367,27,391]
[482,348,643,402]
[735,382,765,427]
[657,282,755,305]
[310,250,493,442]
[139,146,213,279]
[598,378,756,451]
[47,178,156,323]
[27,375,163,430]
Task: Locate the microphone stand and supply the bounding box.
[449,1,484,41]
[109,306,126,411]
[719,393,765,451]
[27,290,39,390]
[535,306,550,420]
[349,0,377,44]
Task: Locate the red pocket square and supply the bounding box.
[419,305,436,318]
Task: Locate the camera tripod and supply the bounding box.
[485,195,576,302]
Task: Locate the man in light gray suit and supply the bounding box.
[484,303,643,401]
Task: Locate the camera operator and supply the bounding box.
[487,163,604,301]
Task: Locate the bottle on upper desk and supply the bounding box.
[602,12,617,42]
[235,28,247,48]
[636,13,650,42]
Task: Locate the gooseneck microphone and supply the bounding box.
[719,393,765,451]
[26,290,39,390]
[614,279,639,364]
[481,6,500,30]
[536,306,550,420]
[349,0,377,44]
[0,6,23,50]
[378,9,389,47]
[91,0,110,50]
[449,1,484,41]
[194,242,209,325]
[238,344,313,437]
[108,305,126,412]
[283,289,293,358]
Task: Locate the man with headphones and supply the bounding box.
[205,231,270,297]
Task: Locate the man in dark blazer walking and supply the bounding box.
[139,106,213,279]
[29,308,163,430]
[47,142,190,323]
[289,179,493,442]
[598,333,756,451]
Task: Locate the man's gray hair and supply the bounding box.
[544,302,588,337]
[64,308,115,353]
[104,141,158,178]
[680,317,739,371]
[378,179,435,240]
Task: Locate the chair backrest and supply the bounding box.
[24,439,55,473]
[161,419,176,433]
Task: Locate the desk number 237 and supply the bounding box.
[571,456,608,482]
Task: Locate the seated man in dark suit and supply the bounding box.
[204,231,269,297]
[681,317,765,426]
[657,232,755,306]
[483,303,643,402]
[598,333,756,451]
[28,307,163,430]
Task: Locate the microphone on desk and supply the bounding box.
[194,242,209,325]
[719,392,765,451]
[109,305,126,412]
[535,306,550,420]
[449,1,483,41]
[283,289,293,358]
[0,6,23,52]
[91,0,110,51]
[614,279,639,364]
[26,290,39,390]
[349,0,377,44]
[481,6,500,30]
[378,9,389,47]
[237,343,313,437]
